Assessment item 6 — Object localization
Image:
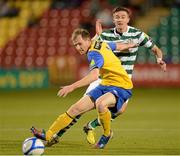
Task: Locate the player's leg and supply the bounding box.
[55,79,102,139]
[84,100,129,144]
[94,88,132,149]
[38,115,81,147]
[56,115,81,137]
[94,92,116,148]
[31,95,95,142]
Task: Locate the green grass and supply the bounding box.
[0,87,180,155]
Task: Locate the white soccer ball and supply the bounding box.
[22,137,45,155]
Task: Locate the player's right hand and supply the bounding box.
[57,85,75,97]
[96,19,102,35]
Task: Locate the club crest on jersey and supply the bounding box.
[90,59,95,67]
[94,41,102,50]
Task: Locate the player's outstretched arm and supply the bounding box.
[96,19,103,35]
[91,19,103,41]
[151,45,166,72]
[116,42,138,51]
[57,68,99,97]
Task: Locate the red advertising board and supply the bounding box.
[132,64,180,87]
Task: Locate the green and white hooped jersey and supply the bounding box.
[98,26,155,79]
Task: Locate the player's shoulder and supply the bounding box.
[101,28,114,34]
[128,26,143,33]
[126,26,145,38]
[99,28,115,39]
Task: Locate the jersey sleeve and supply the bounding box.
[107,42,116,51]
[87,51,104,71]
[138,32,155,49]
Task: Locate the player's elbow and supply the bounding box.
[92,73,99,81]
[152,45,161,54]
[90,69,99,82]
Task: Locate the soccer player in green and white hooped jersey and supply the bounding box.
[47,7,166,146]
[82,6,166,145]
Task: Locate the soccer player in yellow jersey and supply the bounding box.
[49,7,167,146]
[31,28,137,149]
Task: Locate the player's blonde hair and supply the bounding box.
[71,28,90,41]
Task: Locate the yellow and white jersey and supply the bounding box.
[87,41,133,89]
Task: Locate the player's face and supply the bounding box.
[73,35,90,55]
[113,11,130,29]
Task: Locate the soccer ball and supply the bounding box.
[22,137,45,155]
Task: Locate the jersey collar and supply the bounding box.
[113,26,130,37]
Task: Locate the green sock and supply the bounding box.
[89,112,119,129]
[89,118,101,129]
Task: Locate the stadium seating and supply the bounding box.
[137,7,180,64]
[0,1,179,70]
[0,0,92,69]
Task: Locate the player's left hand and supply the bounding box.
[157,58,166,72]
[57,85,75,97]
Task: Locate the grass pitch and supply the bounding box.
[0,87,180,155]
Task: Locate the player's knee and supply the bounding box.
[95,99,107,112]
[118,105,127,114]
[118,109,125,114]
[67,105,82,117]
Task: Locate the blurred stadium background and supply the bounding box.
[0,0,180,88]
[0,0,180,155]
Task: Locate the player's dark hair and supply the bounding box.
[71,28,90,41]
[112,7,131,17]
